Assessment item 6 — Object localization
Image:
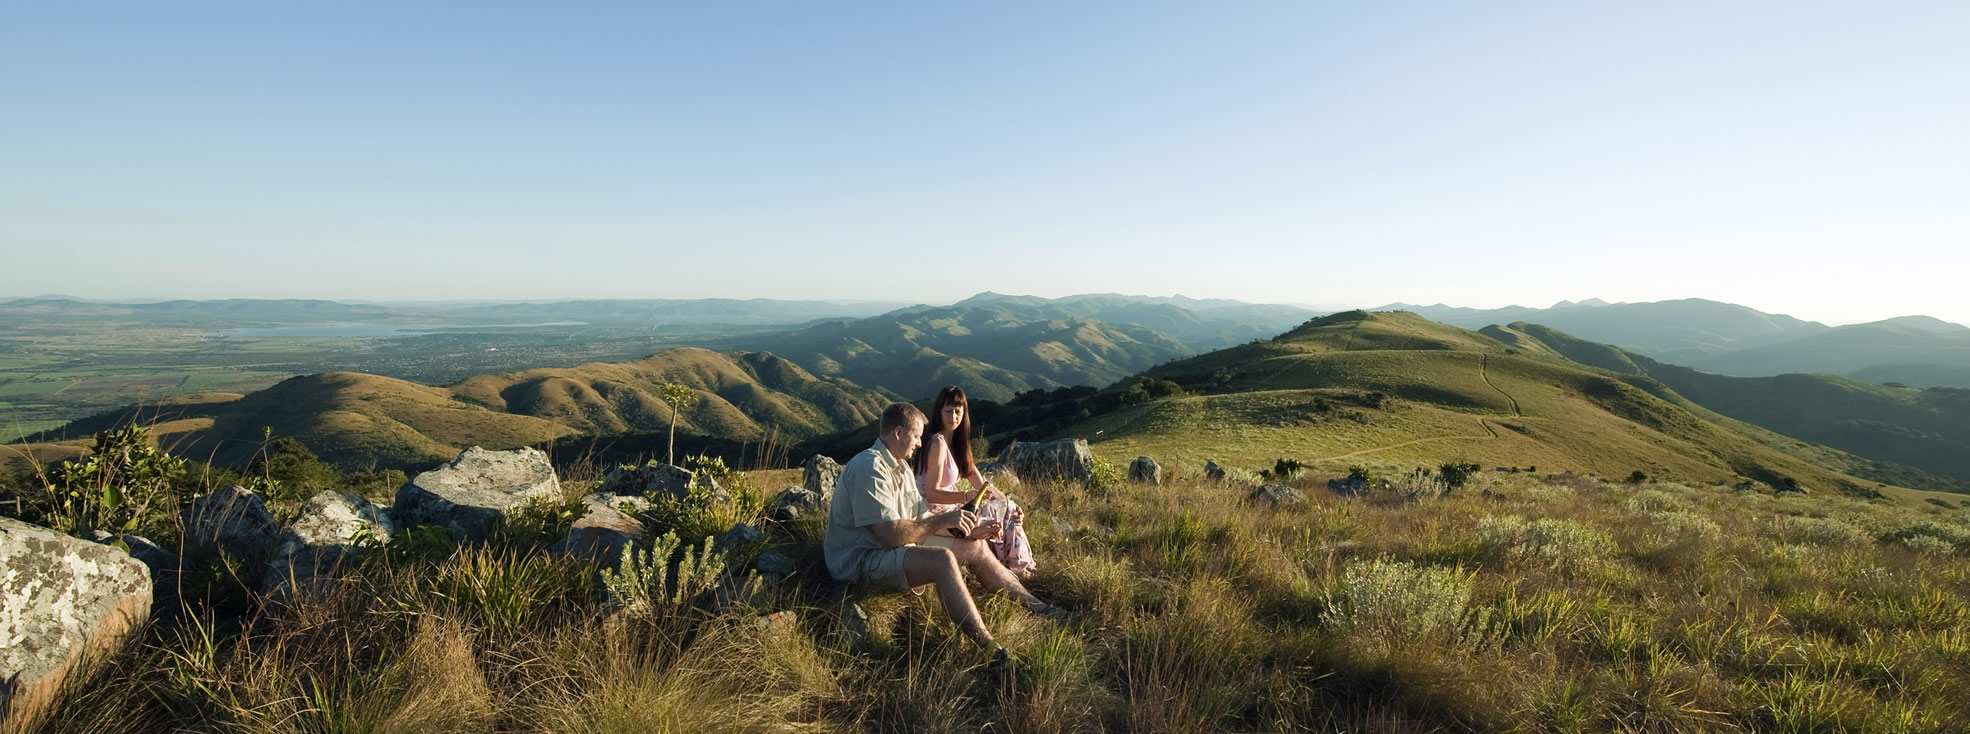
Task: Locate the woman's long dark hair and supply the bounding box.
[916,385,976,482]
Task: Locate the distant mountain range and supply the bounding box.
[0,296,904,328]
[751,292,1318,402]
[1381,298,1970,388]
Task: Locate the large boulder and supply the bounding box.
[1128,456,1162,485]
[1204,460,1226,482]
[714,522,765,553]
[548,494,647,567]
[1327,477,1366,497]
[1,517,152,734]
[263,491,396,599]
[802,455,842,497]
[598,461,725,503]
[394,446,564,543]
[181,485,281,560]
[1000,440,1094,486]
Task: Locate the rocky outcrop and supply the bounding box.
[1204,460,1226,482]
[1000,439,1094,486]
[764,486,825,524]
[2,517,152,734]
[394,446,564,543]
[264,491,395,599]
[802,455,842,497]
[548,494,647,566]
[85,531,181,582]
[1249,483,1307,507]
[1128,456,1162,485]
[598,461,725,503]
[1327,477,1366,497]
[181,485,281,560]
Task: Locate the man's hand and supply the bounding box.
[946,508,979,538]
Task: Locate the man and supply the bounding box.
[824,402,1063,657]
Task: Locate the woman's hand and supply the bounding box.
[967,518,1003,541]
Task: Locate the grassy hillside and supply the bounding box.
[19,348,887,471]
[1057,311,1894,497]
[1498,322,1970,492]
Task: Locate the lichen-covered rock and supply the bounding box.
[1249,483,1307,507]
[1128,456,1162,485]
[755,548,795,576]
[1000,439,1094,486]
[86,531,182,582]
[1204,460,1226,482]
[393,446,563,543]
[802,455,842,497]
[597,461,725,503]
[181,485,280,560]
[764,486,825,524]
[714,522,764,553]
[547,494,647,566]
[263,491,396,599]
[2,517,152,734]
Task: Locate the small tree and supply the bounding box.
[658,383,698,465]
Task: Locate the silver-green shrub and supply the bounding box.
[1321,557,1474,645]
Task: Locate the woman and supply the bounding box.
[916,385,1035,575]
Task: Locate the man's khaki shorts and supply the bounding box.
[849,536,955,594]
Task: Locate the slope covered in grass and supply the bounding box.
[1067,311,1891,496]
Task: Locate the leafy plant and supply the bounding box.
[44,425,186,536]
[1439,461,1482,490]
[600,531,732,618]
[658,382,699,465]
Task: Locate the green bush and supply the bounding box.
[1775,515,1873,548]
[44,425,186,536]
[1321,557,1475,645]
[1476,515,1619,568]
[1439,461,1482,490]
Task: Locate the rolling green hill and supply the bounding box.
[1046,311,1901,497]
[1492,322,1970,491]
[20,348,886,470]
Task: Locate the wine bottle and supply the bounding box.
[948,482,992,538]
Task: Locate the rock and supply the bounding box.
[1249,483,1307,507]
[598,461,725,503]
[263,491,396,599]
[1327,477,1365,496]
[757,610,798,634]
[548,494,647,566]
[1204,460,1226,482]
[1,517,152,734]
[802,455,842,497]
[1049,516,1076,537]
[181,485,280,560]
[85,531,181,581]
[394,446,564,543]
[714,522,764,552]
[1128,456,1162,485]
[755,548,795,576]
[1000,439,1094,486]
[764,486,825,524]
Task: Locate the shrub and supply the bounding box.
[1086,455,1122,496]
[1262,458,1305,482]
[1623,488,1685,513]
[1883,520,1970,555]
[1439,461,1482,490]
[1775,515,1873,548]
[601,531,734,618]
[1648,510,1722,541]
[1346,464,1375,484]
[1476,515,1618,567]
[1321,557,1475,645]
[43,425,186,536]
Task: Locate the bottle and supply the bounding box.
[949,483,991,538]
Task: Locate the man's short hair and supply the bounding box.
[880,402,925,434]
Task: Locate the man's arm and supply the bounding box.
[869,508,970,548]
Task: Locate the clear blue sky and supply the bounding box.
[4,2,1965,325]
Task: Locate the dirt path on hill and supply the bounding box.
[1319,417,1496,461]
[1479,354,1522,416]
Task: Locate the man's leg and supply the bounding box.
[901,546,993,646]
[946,537,1047,611]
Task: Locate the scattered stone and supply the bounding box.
[802,454,842,497]
[1327,477,1366,497]
[394,446,564,543]
[757,610,798,634]
[1000,439,1094,486]
[714,522,765,553]
[548,492,647,565]
[1776,483,1809,496]
[1128,456,1162,485]
[755,548,795,576]
[764,486,825,524]
[181,485,280,560]
[598,461,725,503]
[1049,516,1076,537]
[1204,460,1226,482]
[1249,483,1307,507]
[263,491,396,599]
[1,517,152,734]
[86,531,181,581]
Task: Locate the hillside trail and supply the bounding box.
[1318,416,1498,461]
[1479,354,1523,416]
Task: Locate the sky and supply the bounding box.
[4,2,1966,326]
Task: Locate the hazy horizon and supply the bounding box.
[6,3,1966,326]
